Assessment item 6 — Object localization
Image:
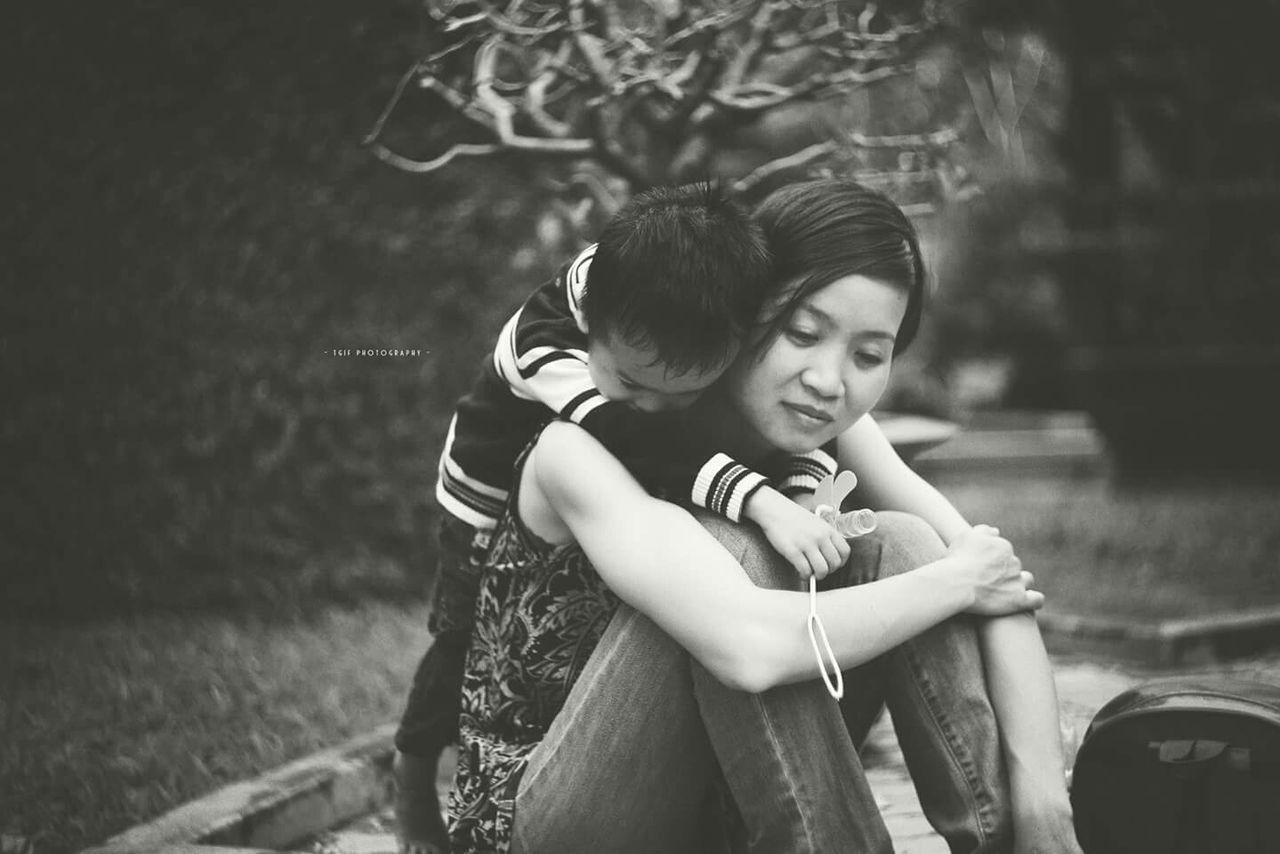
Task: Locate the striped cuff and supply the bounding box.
[691,453,770,523]
[436,458,506,532]
[776,448,838,496]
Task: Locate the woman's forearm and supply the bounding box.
[533,422,978,692]
[741,558,975,691]
[563,477,975,693]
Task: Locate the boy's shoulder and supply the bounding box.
[518,243,596,332]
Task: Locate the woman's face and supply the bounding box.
[723,273,909,454]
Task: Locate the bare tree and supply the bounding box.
[367,0,972,216]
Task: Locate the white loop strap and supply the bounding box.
[807,575,843,700]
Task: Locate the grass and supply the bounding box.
[0,600,433,854]
[4,476,1279,854]
[941,476,1280,621]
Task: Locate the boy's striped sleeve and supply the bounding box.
[775,446,839,497]
[690,454,771,522]
[488,242,775,523]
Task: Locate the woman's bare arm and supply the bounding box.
[528,421,1035,693]
[838,414,1077,840]
[837,414,969,541]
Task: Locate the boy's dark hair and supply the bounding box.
[583,182,773,374]
[752,178,927,355]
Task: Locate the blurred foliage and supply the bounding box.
[3,0,559,618]
[4,0,1076,620]
[921,186,1076,413]
[1028,0,1280,476]
[877,24,1071,416]
[15,0,1274,617]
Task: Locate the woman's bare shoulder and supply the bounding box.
[529,421,646,512]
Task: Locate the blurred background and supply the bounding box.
[5,0,1280,851]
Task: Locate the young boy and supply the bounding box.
[395,183,847,854]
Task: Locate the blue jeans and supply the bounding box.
[509,512,1012,854]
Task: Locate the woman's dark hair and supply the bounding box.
[752,178,927,355]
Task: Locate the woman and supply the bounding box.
[447,179,1082,854]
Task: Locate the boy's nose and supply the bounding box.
[629,395,668,413]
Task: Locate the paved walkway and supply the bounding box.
[314,650,1280,854]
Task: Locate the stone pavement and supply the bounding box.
[308,650,1280,854]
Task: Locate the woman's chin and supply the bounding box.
[766,426,840,454]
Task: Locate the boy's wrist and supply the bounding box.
[743,485,789,525]
[789,490,819,512]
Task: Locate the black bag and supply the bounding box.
[1070,677,1280,854]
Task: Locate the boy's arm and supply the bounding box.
[580,405,854,579]
[497,252,773,523]
[837,414,1078,847]
[498,252,847,577]
[517,356,851,578]
[773,446,839,510]
[741,444,853,578]
[578,403,768,521]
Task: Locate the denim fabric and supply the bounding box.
[395,514,489,757]
[509,512,1012,854]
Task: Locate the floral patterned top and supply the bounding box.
[443,435,819,852]
[446,445,619,854]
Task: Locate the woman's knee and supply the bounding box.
[867,511,945,579]
[695,513,796,591]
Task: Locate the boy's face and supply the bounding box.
[588,333,735,413]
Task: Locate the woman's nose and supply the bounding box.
[800,359,842,398]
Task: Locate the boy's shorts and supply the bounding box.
[394,514,490,756]
[426,514,490,638]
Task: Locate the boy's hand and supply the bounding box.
[745,487,850,580]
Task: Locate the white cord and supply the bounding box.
[807,574,844,700]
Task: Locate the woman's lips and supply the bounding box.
[782,402,834,424]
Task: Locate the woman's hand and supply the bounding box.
[945,525,1044,616]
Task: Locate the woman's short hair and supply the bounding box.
[752,178,927,355]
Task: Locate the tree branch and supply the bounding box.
[473,38,596,152]
[710,63,907,112]
[367,141,504,173]
[364,63,422,147]
[846,127,959,148]
[732,140,839,193]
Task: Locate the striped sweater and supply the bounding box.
[436,244,837,531]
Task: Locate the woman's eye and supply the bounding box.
[855,351,887,367]
[785,327,819,345]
